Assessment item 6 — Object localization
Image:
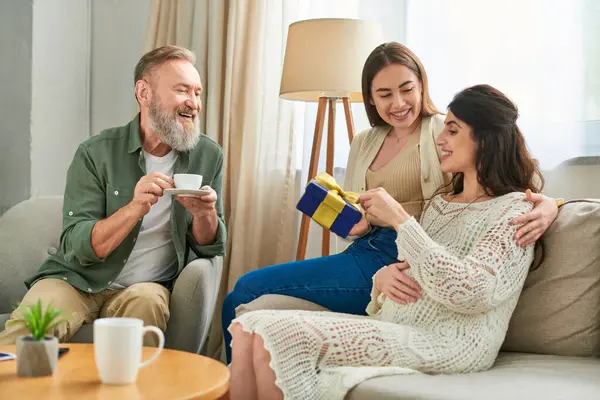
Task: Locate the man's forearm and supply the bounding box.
[191,210,218,245]
[91,204,143,258]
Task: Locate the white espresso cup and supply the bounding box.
[173,173,203,190]
[93,318,164,385]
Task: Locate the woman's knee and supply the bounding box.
[224,271,261,310]
[252,333,271,366]
[229,322,245,339]
[230,322,254,351]
[234,269,263,294]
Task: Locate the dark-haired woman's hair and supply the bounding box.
[361,42,440,127]
[433,84,545,270]
[443,84,544,197]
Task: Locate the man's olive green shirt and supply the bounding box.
[25,115,226,293]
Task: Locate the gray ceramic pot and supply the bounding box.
[16,335,59,377]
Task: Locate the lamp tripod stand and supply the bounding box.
[296,96,356,261]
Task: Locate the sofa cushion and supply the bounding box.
[235,294,330,316]
[348,352,600,400]
[502,200,600,356]
[0,196,63,315]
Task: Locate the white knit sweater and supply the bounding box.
[233,192,534,400]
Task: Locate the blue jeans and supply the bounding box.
[221,227,398,362]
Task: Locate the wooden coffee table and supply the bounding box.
[0,343,229,399]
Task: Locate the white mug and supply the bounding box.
[93,318,164,385]
[173,173,203,190]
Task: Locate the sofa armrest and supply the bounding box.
[165,256,223,354]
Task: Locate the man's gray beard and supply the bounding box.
[149,100,200,152]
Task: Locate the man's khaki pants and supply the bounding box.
[0,279,170,347]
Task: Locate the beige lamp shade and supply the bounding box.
[280,18,384,102]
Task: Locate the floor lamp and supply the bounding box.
[279,18,383,260]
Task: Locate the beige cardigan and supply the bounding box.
[343,114,449,200]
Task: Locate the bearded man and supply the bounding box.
[0,46,226,346]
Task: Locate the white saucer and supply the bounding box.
[164,188,212,197]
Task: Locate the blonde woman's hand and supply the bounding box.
[349,216,370,236]
[374,262,422,305]
[510,189,558,246]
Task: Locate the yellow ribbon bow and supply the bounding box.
[313,172,360,206]
[309,172,362,229]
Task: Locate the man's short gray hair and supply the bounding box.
[134,45,196,84]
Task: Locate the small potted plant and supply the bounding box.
[14,300,67,377]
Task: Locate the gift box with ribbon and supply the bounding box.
[296,172,362,238]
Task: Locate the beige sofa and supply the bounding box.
[238,199,600,399]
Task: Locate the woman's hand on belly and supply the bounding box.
[374,262,422,304]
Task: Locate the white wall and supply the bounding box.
[0,0,151,215]
[0,0,33,215]
[30,0,91,197]
[91,0,150,135]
